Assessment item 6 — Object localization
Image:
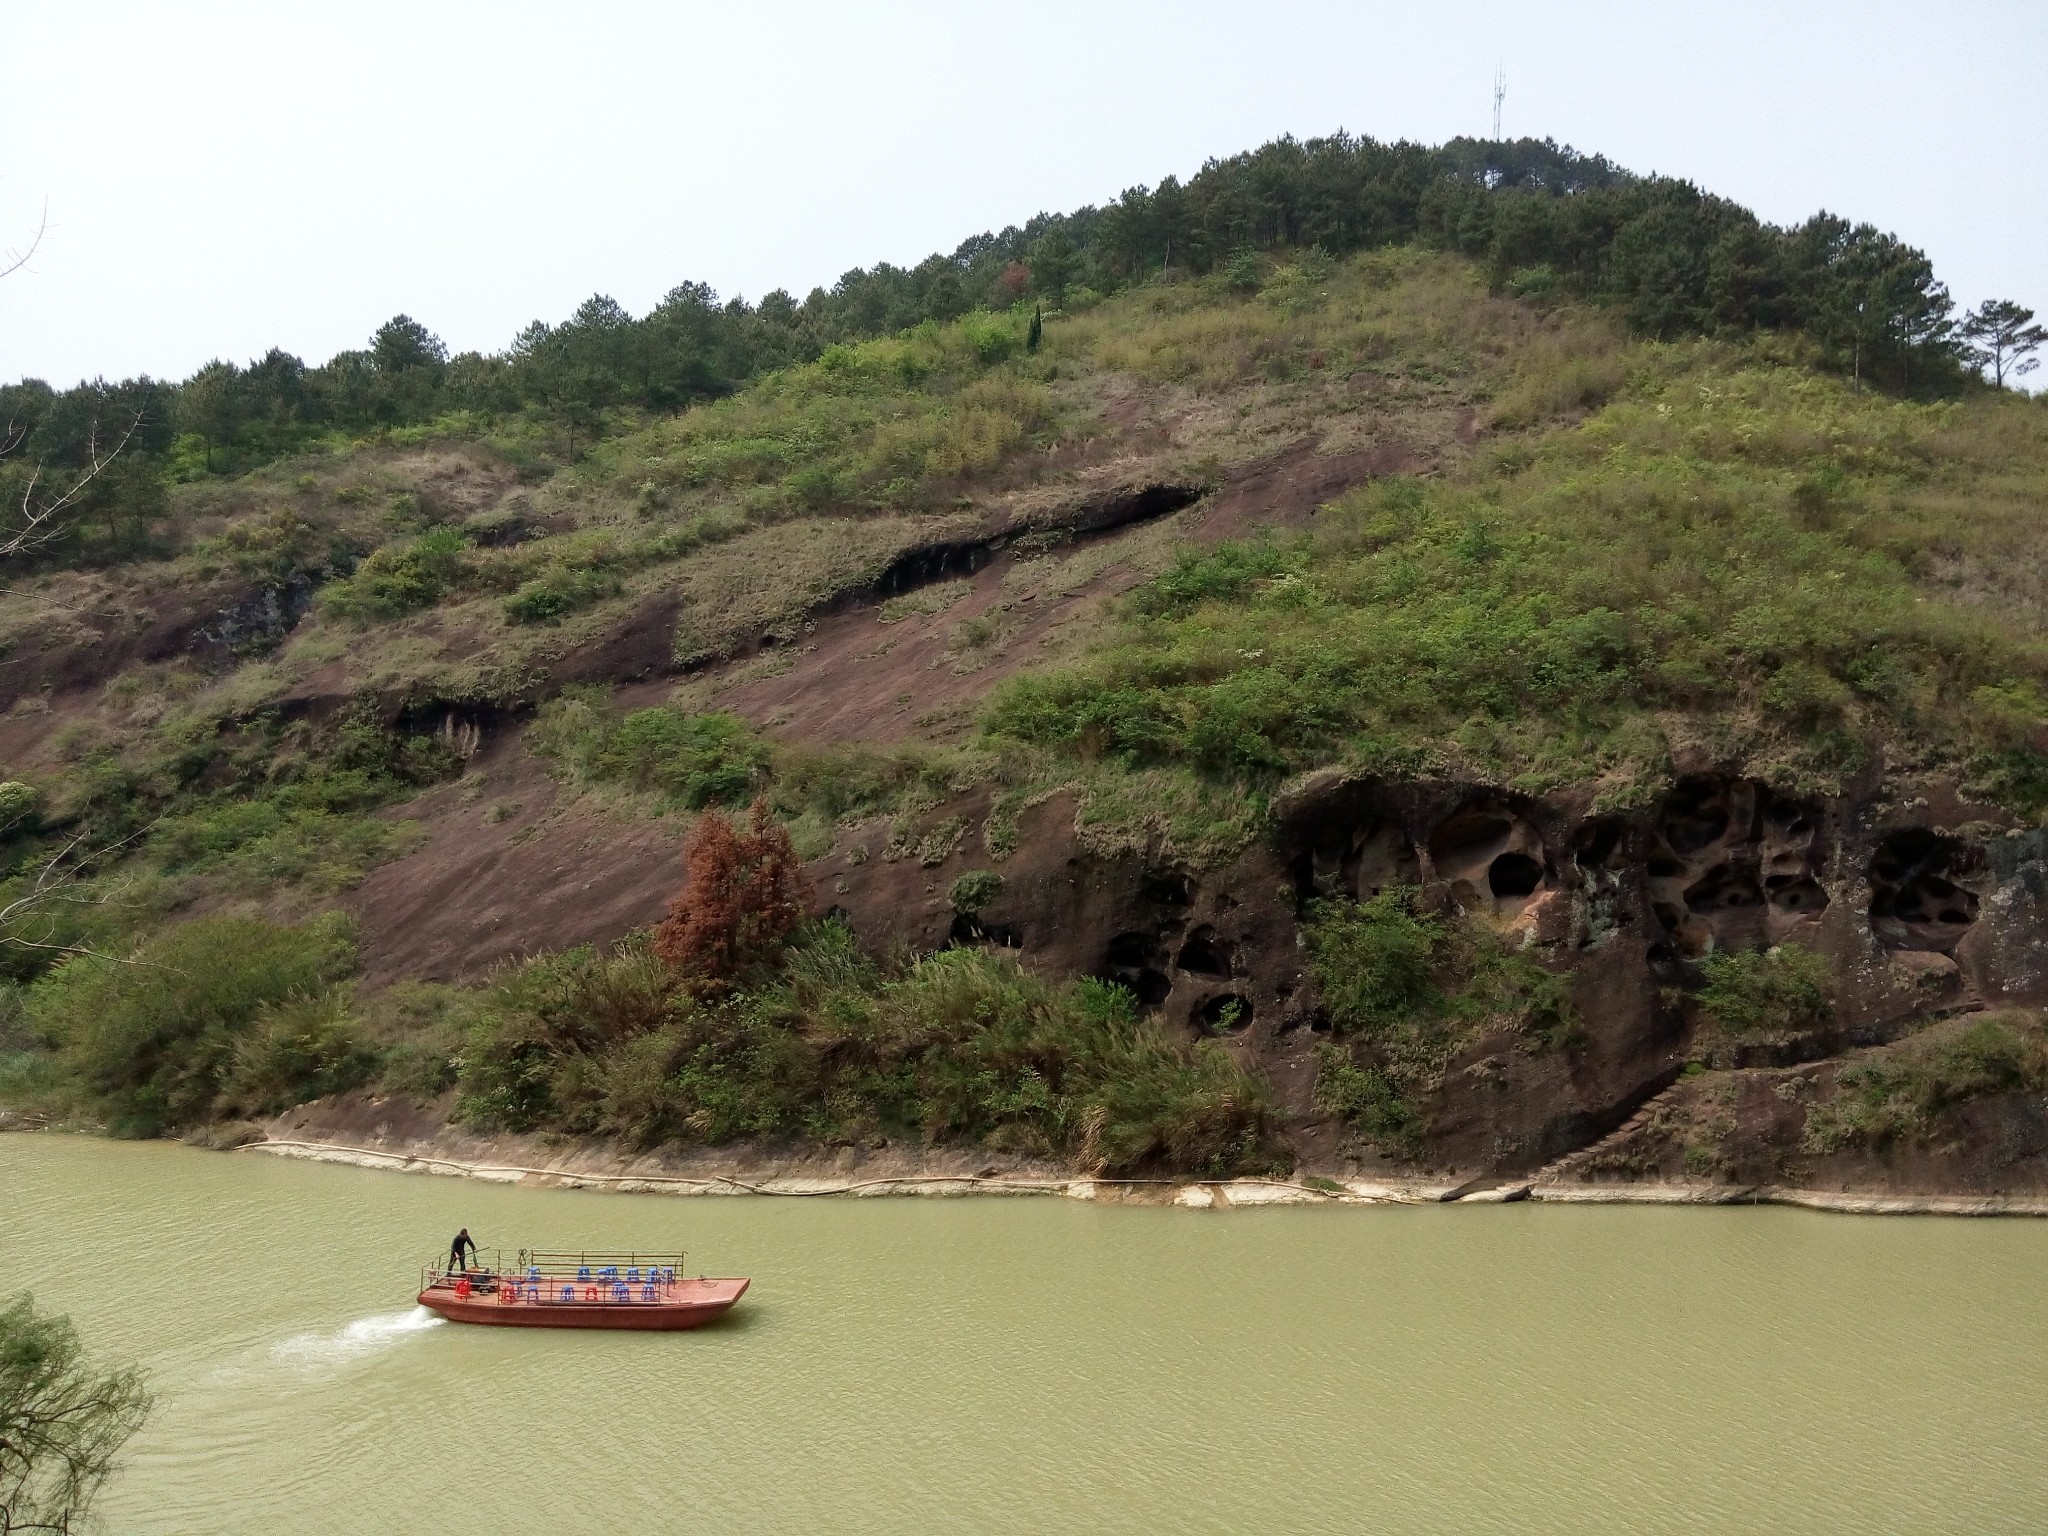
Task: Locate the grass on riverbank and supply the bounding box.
[448,922,1281,1177]
[1802,1012,2048,1153]
[0,908,1282,1177]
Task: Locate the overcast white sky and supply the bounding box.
[3,1,2042,386]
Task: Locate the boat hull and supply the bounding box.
[418,1278,748,1330]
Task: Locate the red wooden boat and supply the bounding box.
[418,1250,748,1330]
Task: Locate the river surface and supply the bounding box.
[7,1137,2048,1534]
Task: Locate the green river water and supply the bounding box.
[6,1136,2048,1534]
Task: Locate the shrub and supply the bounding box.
[948,869,1003,913]
[597,710,768,809]
[319,526,472,623]
[1803,1014,2048,1152]
[502,566,621,625]
[958,310,1020,364]
[1127,538,1295,618]
[845,949,1278,1176]
[1694,943,1833,1036]
[530,694,768,811]
[1302,889,1582,1147]
[359,981,475,1100]
[30,913,360,1135]
[653,800,812,988]
[218,990,378,1118]
[451,924,1280,1174]
[1311,1041,1423,1152]
[0,782,39,834]
[1303,890,1443,1034]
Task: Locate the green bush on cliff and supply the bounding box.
[530,686,1020,841]
[947,869,1003,913]
[530,691,769,810]
[1693,943,1834,1037]
[1303,889,1581,1151]
[1802,1014,2048,1153]
[27,913,366,1136]
[319,526,473,623]
[1307,890,1579,1048]
[1311,1043,1424,1152]
[1304,890,1445,1034]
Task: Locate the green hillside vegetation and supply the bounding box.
[1,131,2043,1167]
[989,338,2048,810]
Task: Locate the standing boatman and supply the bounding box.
[447,1227,479,1273]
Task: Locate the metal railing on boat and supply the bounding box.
[422,1250,696,1305]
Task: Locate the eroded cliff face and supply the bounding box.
[816,766,2048,1186]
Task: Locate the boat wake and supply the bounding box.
[270,1307,444,1368]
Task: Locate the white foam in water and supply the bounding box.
[269,1306,443,1367]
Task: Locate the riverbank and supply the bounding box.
[230,1117,2048,1215]
[15,1093,2048,1215]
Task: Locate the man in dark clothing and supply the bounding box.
[448,1228,479,1273]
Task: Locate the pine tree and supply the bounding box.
[1960,300,2046,388]
[1026,229,1078,308]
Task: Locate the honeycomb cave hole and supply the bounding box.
[1573,818,1626,872]
[1427,798,1548,916]
[1487,852,1544,899]
[1683,863,1764,913]
[1765,874,1828,916]
[1661,778,1733,855]
[1195,993,1253,1032]
[1572,817,1630,951]
[949,912,1022,949]
[1101,932,1172,1008]
[1175,927,1234,978]
[1869,829,1984,954]
[1139,869,1194,909]
[1429,809,1515,867]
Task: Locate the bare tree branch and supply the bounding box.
[0,201,46,283]
[0,412,143,561]
[0,825,149,964]
[0,204,150,565]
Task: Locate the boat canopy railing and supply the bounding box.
[420,1249,697,1303]
[522,1250,688,1273]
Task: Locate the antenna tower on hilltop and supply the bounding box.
[1492,68,1506,141]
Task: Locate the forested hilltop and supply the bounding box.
[1,131,1997,564]
[2,132,2046,1196]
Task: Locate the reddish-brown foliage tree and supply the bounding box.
[993,261,1031,301]
[653,798,812,988]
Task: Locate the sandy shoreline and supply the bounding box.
[235,1134,2048,1216]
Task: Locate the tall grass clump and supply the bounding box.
[530,689,769,811]
[580,314,1058,524]
[453,922,1281,1176]
[1803,1013,2048,1153]
[1693,943,1834,1038]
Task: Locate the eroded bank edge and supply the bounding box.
[227,1136,2048,1215]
